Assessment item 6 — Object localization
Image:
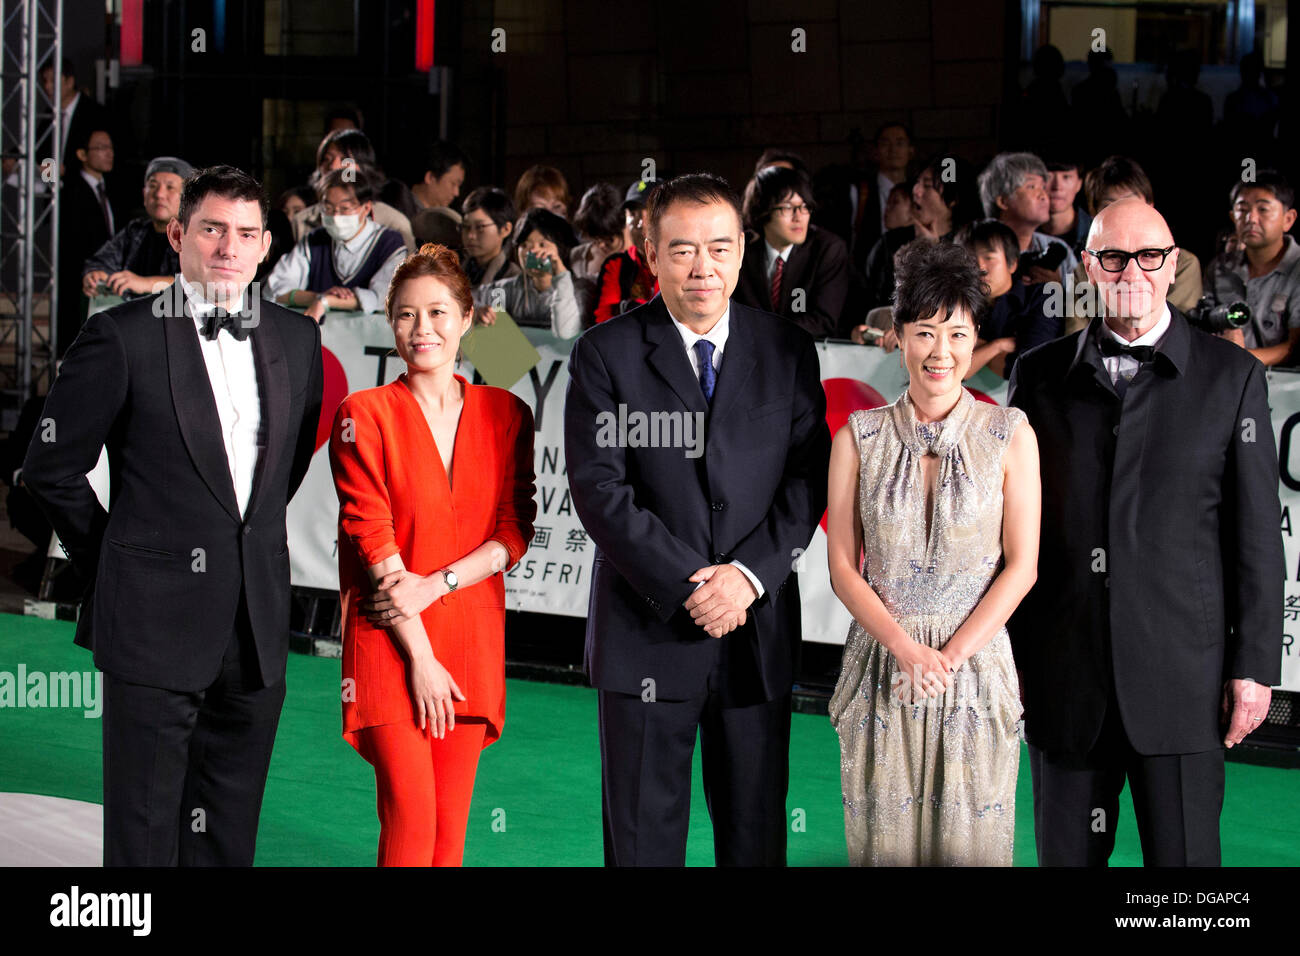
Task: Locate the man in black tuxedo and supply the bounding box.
[1008,198,1283,866]
[23,166,324,866]
[564,174,830,866]
[734,164,849,339]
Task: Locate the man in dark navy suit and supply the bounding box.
[24,166,323,866]
[565,174,831,866]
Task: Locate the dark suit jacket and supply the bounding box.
[23,288,324,691]
[60,173,117,280]
[1007,309,1283,755]
[732,226,849,339]
[564,295,831,702]
[62,95,111,170]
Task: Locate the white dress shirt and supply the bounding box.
[80,168,113,234]
[664,304,765,599]
[265,218,407,313]
[1101,305,1170,386]
[876,170,895,231]
[765,240,793,284]
[181,275,262,517]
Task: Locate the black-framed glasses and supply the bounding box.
[1085,246,1176,273]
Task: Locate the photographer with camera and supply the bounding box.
[978,151,1078,285]
[1202,170,1300,366]
[473,207,582,339]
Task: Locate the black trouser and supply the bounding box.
[1028,687,1225,867]
[597,633,792,867]
[101,604,285,866]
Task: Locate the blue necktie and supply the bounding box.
[694,339,716,403]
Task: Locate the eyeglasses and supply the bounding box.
[320,200,363,215]
[772,202,811,219]
[1085,246,1176,273]
[459,221,496,235]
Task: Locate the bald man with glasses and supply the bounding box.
[1007,198,1284,866]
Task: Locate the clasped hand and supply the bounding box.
[683,564,757,638]
[362,569,441,626]
[891,640,957,705]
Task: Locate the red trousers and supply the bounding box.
[355,717,487,866]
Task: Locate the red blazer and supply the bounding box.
[329,374,536,749]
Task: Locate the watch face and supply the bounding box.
[446,570,458,589]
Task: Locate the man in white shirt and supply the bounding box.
[23,165,324,866]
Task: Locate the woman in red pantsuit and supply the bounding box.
[329,243,536,866]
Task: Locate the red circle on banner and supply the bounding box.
[819,378,888,532]
[315,346,349,452]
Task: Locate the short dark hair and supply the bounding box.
[74,126,110,154]
[918,153,984,231]
[462,186,517,230]
[645,173,743,241]
[1230,169,1294,212]
[742,165,816,231]
[316,165,376,205]
[315,128,377,172]
[753,148,810,179]
[955,219,1020,274]
[892,239,986,335]
[1044,157,1081,174]
[515,207,578,268]
[874,122,911,143]
[178,165,267,230]
[573,183,625,242]
[325,105,363,131]
[1083,155,1154,215]
[39,57,75,80]
[425,140,468,179]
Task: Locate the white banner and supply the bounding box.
[68,301,1299,690]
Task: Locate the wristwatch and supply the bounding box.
[439,568,458,592]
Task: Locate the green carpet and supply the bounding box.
[2,613,1296,865]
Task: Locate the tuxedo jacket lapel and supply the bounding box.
[165,299,242,523]
[244,312,290,520]
[644,299,709,415]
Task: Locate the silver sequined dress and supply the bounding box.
[828,387,1025,866]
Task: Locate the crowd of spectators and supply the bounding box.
[47,47,1300,373]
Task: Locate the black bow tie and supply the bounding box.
[1097,337,1156,363]
[200,309,252,342]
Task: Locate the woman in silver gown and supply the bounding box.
[827,240,1041,866]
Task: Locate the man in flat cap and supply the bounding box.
[80,156,195,306]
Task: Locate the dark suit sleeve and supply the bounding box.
[20,309,128,576]
[82,226,130,278]
[1223,360,1284,684]
[564,331,712,621]
[728,336,831,596]
[798,233,849,339]
[288,318,324,500]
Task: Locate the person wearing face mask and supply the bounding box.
[472,207,581,339]
[266,167,408,322]
[329,244,537,866]
[827,239,1041,866]
[291,129,415,251]
[1009,200,1283,866]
